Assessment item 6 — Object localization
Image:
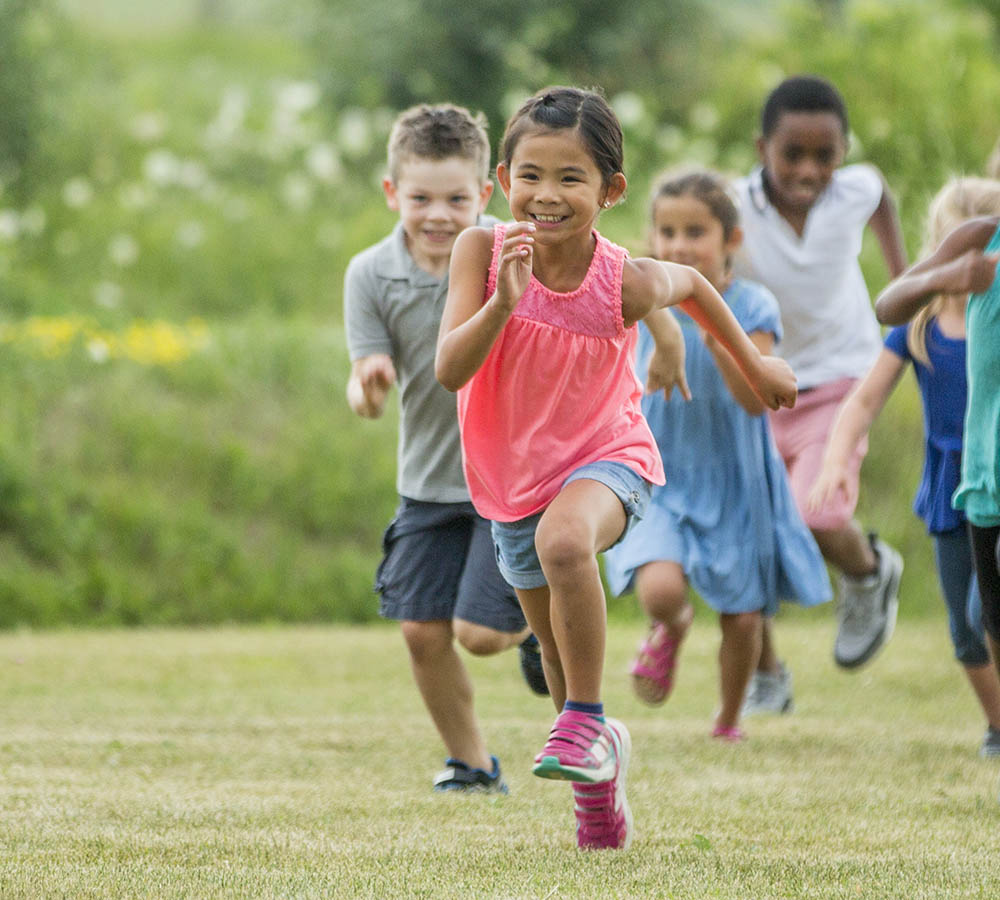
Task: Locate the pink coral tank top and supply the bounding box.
[456,224,665,522]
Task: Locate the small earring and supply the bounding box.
[603,200,611,208]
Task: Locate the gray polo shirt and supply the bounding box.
[344,219,497,503]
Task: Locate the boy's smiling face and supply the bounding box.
[756,110,846,217]
[383,156,492,277]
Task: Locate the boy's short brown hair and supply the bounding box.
[386,103,491,183]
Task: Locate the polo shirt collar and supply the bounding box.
[376,222,443,287]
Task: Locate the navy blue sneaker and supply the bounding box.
[433,755,508,794]
[519,634,549,696]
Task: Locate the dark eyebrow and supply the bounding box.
[515,161,589,177]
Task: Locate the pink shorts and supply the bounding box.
[768,376,867,532]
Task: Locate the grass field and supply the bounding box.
[1,615,998,899]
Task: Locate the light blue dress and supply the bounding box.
[604,279,832,615]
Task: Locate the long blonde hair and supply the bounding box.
[907,176,1000,365]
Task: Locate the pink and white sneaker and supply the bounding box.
[532,709,619,783]
[572,717,633,850]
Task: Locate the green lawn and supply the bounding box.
[1,616,998,898]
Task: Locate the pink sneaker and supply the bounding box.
[532,709,619,783]
[573,717,633,850]
[711,723,746,742]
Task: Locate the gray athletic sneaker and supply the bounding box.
[833,534,903,670]
[742,661,794,717]
[980,727,1000,758]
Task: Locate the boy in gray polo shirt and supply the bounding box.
[344,104,545,794]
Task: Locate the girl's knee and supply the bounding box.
[534,518,592,575]
[721,611,761,638]
[635,563,688,619]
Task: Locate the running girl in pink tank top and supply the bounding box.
[435,86,797,851]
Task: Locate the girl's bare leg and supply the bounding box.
[533,479,627,705]
[716,611,763,731]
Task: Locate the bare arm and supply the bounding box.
[435,223,535,391]
[622,258,796,410]
[876,216,1000,325]
[867,175,908,279]
[346,353,397,418]
[642,306,691,401]
[703,329,774,416]
[806,348,907,513]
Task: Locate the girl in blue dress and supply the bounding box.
[604,169,830,741]
[819,177,1000,756]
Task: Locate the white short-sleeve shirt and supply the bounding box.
[732,164,884,390]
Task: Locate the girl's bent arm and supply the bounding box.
[703,330,774,416]
[622,259,796,410]
[807,349,906,513]
[876,216,1000,325]
[436,225,528,391]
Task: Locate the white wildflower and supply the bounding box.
[0,210,20,241]
[131,111,168,143]
[108,233,139,267]
[282,173,314,212]
[94,281,123,309]
[63,177,94,208]
[611,92,645,129]
[689,102,720,133]
[338,109,372,159]
[144,149,182,186]
[20,206,46,236]
[305,142,342,184]
[176,221,206,249]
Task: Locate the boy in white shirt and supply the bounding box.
[733,75,908,705]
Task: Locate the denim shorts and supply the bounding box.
[375,497,526,632]
[491,460,651,591]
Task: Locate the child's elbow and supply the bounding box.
[434,352,461,393]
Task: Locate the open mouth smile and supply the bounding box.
[529,213,569,225]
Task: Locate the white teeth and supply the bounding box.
[533,214,564,223]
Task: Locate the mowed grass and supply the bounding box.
[1,615,998,899]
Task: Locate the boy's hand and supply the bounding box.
[493,221,535,312]
[348,353,396,417]
[753,356,797,410]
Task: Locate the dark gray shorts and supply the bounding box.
[375,497,526,632]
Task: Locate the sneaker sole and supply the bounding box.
[742,696,794,717]
[834,552,902,670]
[532,755,617,783]
[833,572,902,669]
[606,717,633,850]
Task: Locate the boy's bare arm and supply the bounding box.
[875,216,1000,324]
[867,175,908,278]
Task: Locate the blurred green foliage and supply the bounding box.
[0,0,997,626]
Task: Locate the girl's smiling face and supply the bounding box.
[496,127,625,246]
[651,193,741,291]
